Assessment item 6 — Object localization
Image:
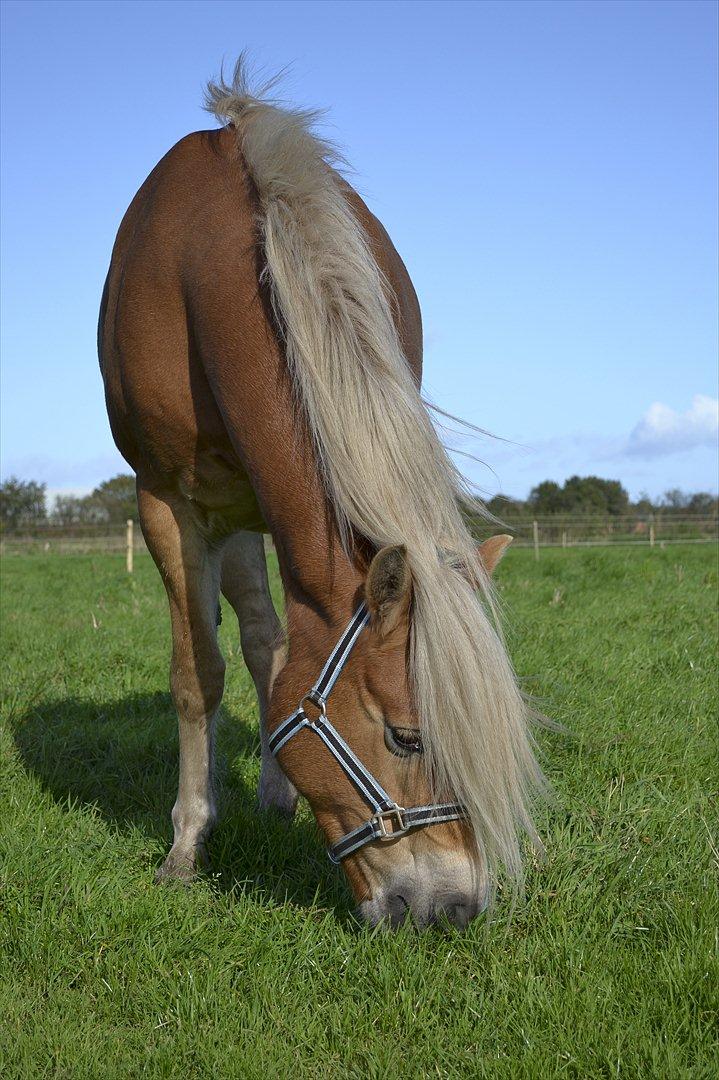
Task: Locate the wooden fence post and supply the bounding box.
[126,519,134,574]
[533,520,540,561]
[649,521,655,548]
[562,530,567,548]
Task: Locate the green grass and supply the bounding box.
[1,545,717,1078]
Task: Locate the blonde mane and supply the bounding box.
[206,60,545,892]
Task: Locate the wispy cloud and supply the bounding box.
[626,395,718,458]
[444,394,719,498]
[0,451,128,489]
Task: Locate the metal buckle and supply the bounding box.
[372,807,408,840]
[299,693,327,725]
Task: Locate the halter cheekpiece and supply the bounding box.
[269,601,466,863]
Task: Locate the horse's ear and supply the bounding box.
[365,545,412,637]
[478,534,513,576]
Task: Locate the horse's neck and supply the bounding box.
[272,512,365,642]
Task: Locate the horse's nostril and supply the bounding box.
[434,894,478,929]
[441,901,472,929]
[386,892,411,927]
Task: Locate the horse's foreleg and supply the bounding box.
[138,484,225,881]
[220,531,297,816]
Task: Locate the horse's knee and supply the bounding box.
[170,652,226,721]
[239,614,284,683]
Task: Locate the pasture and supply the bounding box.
[1,544,717,1077]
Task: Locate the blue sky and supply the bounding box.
[1,0,717,503]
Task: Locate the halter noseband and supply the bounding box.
[269,602,466,863]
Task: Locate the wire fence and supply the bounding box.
[1,524,147,556]
[501,514,718,550]
[1,514,717,562]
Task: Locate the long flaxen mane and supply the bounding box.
[206,60,545,892]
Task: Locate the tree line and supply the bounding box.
[486,475,717,520]
[0,472,716,532]
[0,475,137,531]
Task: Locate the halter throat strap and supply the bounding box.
[269,601,466,863]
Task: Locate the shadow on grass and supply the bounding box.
[12,692,354,919]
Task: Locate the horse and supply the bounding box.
[98,61,544,928]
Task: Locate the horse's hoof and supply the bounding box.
[154,844,209,884]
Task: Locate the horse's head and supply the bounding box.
[270,535,514,929]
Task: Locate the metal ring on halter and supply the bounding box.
[299,693,327,722]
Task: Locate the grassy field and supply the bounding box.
[1,544,717,1078]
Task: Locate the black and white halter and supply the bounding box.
[269,601,466,863]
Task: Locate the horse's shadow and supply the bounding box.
[13,691,354,918]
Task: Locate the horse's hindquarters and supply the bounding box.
[99,129,271,533]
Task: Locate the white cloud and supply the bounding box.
[444,394,718,499]
[626,395,718,458]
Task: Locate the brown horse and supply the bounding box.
[99,62,543,928]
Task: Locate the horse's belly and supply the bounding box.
[177,454,269,536]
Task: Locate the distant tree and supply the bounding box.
[87,474,137,523]
[661,489,691,512]
[49,475,138,526]
[527,476,629,516]
[561,475,629,516]
[686,492,718,515]
[485,494,527,520]
[599,478,630,517]
[51,495,97,525]
[0,477,47,530]
[51,495,80,525]
[528,480,566,515]
[633,492,655,517]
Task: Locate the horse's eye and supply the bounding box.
[385,725,423,756]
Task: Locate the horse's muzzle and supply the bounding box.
[358,880,485,930]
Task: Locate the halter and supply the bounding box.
[269,602,466,863]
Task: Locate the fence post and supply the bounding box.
[533,520,540,561]
[649,519,655,548]
[562,529,567,548]
[126,519,134,574]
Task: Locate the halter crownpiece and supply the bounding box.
[269,601,467,863]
